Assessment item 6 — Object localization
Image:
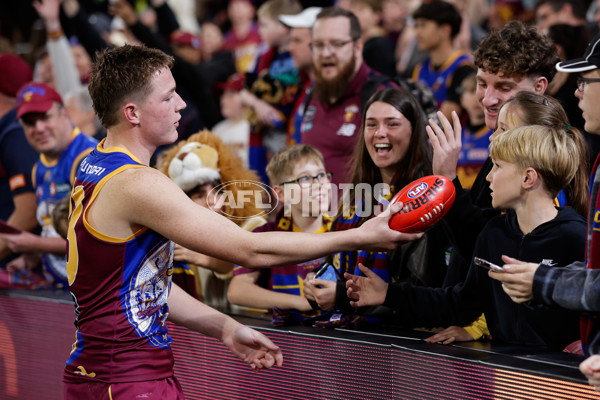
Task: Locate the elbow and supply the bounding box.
[242,252,274,270]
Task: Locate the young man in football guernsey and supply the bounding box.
[64,44,418,398]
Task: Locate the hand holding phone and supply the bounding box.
[314,263,339,282]
[474,257,504,273]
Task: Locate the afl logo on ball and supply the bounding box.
[407,182,428,199]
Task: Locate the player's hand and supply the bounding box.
[426,110,461,180]
[358,201,423,251]
[344,263,388,307]
[222,325,283,371]
[425,326,474,345]
[488,255,538,303]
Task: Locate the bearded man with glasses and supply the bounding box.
[300,6,397,188]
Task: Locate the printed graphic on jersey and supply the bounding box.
[125,241,173,347]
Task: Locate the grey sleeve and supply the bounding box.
[533,261,600,311]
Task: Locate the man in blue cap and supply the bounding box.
[0,82,96,289]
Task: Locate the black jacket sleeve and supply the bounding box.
[382,264,483,329]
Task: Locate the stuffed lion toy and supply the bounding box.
[158,129,269,229]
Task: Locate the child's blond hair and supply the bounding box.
[489,125,581,199]
[266,144,326,186]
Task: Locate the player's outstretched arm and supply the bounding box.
[167,283,283,370]
[103,169,421,269]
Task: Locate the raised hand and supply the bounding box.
[426,110,462,180]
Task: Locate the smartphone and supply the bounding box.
[474,257,504,273]
[314,263,339,282]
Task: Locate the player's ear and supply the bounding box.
[123,103,140,125]
[522,167,539,190]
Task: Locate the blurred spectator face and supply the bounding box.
[202,22,225,57]
[312,16,359,82]
[64,95,96,136]
[258,15,287,48]
[228,0,256,25]
[487,0,524,30]
[414,18,444,52]
[140,6,157,29]
[220,90,244,120]
[349,1,380,33]
[35,54,55,88]
[460,86,485,125]
[535,3,562,32]
[289,27,313,71]
[189,183,224,213]
[71,45,93,83]
[381,0,409,31]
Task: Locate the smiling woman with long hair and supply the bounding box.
[303,88,455,323]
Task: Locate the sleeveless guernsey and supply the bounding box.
[64,142,175,383]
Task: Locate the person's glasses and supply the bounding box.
[576,76,600,92]
[280,172,333,187]
[310,39,354,53]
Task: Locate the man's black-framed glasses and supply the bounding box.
[280,172,333,187]
[310,39,354,53]
[577,76,600,92]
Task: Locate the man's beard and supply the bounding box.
[313,55,356,105]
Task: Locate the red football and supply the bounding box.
[389,175,456,233]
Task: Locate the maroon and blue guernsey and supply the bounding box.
[64,141,175,384]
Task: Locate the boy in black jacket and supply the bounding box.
[345,124,586,349]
